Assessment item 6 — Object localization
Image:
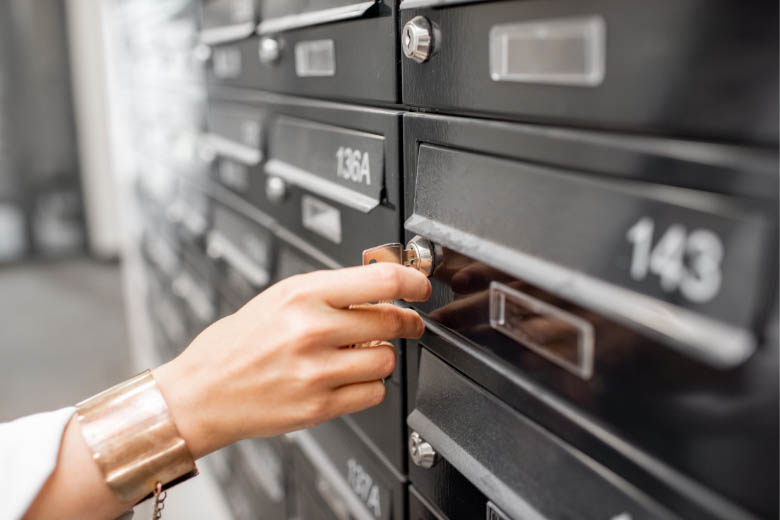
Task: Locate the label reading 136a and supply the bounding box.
[626,217,724,303]
[336,146,371,186]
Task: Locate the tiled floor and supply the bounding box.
[0,257,133,421]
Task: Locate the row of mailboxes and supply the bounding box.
[174,84,779,519]
[136,90,779,519]
[200,0,778,143]
[131,1,779,519]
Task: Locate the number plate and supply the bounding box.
[489,16,606,86]
[489,281,594,379]
[302,195,342,244]
[266,116,385,212]
[212,46,242,78]
[295,39,336,77]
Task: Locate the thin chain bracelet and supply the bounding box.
[152,482,167,519]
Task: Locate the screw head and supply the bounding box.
[265,176,288,203]
[258,37,281,64]
[409,431,437,468]
[402,16,433,63]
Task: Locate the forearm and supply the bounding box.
[23,264,429,519]
[24,416,130,520]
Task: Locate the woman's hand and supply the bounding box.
[153,262,431,459]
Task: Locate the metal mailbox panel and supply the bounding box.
[406,346,672,520]
[403,113,777,367]
[199,0,257,44]
[207,8,398,103]
[400,0,779,143]
[259,1,381,34]
[408,487,448,520]
[406,312,778,520]
[206,90,403,271]
[205,102,266,202]
[401,114,778,518]
[208,202,275,305]
[255,93,403,270]
[291,418,407,520]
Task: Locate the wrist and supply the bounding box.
[153,359,221,460]
[74,370,197,503]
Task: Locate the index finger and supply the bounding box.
[313,263,432,308]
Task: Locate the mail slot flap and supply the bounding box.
[409,349,671,520]
[200,0,257,44]
[208,204,273,288]
[408,144,773,368]
[206,104,264,164]
[258,0,379,34]
[266,116,385,213]
[400,0,487,8]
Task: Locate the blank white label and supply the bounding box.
[489,16,606,86]
[489,281,594,379]
[213,46,242,78]
[295,39,336,77]
[302,195,342,244]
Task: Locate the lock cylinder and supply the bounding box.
[405,235,439,276]
[402,16,434,63]
[362,236,441,277]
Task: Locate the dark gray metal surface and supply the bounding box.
[186,3,780,519]
[400,0,779,144]
[208,89,404,271]
[207,8,398,104]
[407,348,673,520]
[301,417,408,520]
[403,113,778,367]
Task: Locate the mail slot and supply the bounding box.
[205,103,266,201]
[201,91,402,269]
[199,0,257,45]
[208,201,275,307]
[401,113,778,518]
[204,91,402,270]
[406,347,673,520]
[403,113,777,368]
[289,418,405,520]
[209,2,397,103]
[399,1,778,143]
[259,1,381,34]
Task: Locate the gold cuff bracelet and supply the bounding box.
[75,370,198,504]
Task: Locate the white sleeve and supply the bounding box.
[0,407,75,520]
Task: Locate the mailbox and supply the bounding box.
[399,0,778,143]
[391,112,779,519]
[206,1,398,103]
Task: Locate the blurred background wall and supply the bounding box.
[0,1,230,517]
